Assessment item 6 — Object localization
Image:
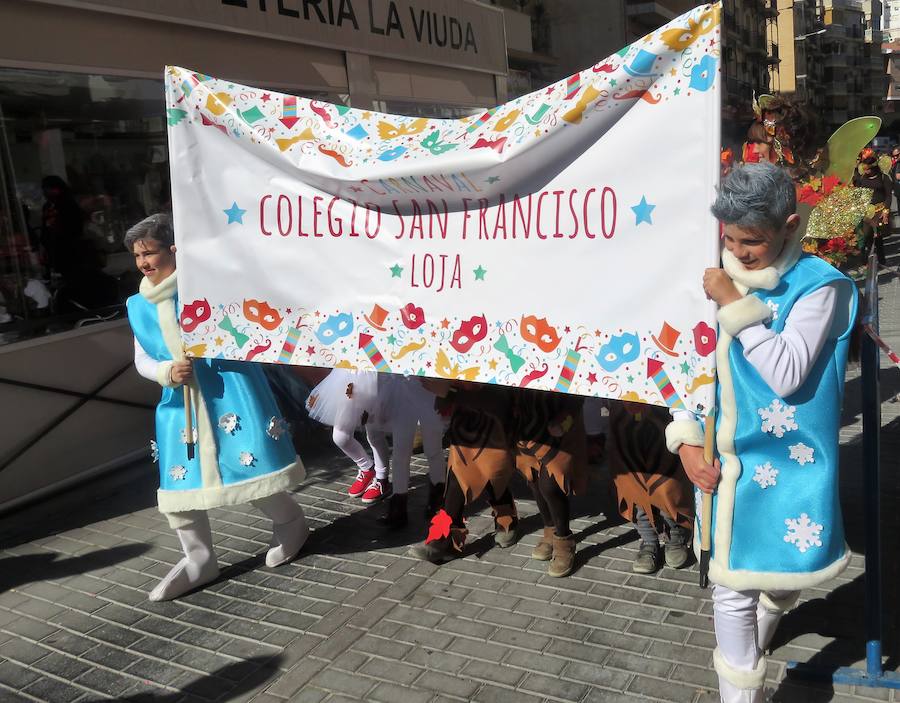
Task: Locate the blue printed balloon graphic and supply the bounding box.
[688,55,717,92]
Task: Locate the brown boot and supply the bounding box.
[409,527,467,563]
[492,503,520,549]
[548,534,576,577]
[531,527,555,561]
[423,481,445,524]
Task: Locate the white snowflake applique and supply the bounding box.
[789,443,815,466]
[766,300,780,321]
[239,451,256,467]
[218,412,241,434]
[169,465,187,481]
[149,440,159,463]
[752,462,778,489]
[267,416,290,440]
[758,399,798,438]
[180,427,199,444]
[784,513,823,553]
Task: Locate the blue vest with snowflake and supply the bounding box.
[711,255,857,585]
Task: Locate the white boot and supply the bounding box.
[757,591,800,654]
[253,493,309,567]
[149,517,219,602]
[714,648,767,703]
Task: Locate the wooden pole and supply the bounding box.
[699,409,716,588]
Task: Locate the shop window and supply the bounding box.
[0,68,341,346]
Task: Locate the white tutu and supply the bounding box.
[307,369,402,431]
[305,370,443,433]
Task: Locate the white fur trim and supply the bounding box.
[158,459,306,513]
[721,233,802,292]
[709,545,851,592]
[759,590,801,614]
[717,295,772,337]
[156,360,177,388]
[665,419,705,453]
[713,648,767,689]
[711,321,740,578]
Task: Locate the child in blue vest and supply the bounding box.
[666,163,857,702]
[126,214,308,601]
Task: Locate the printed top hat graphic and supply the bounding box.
[364,304,389,332]
[623,50,660,78]
[651,321,681,357]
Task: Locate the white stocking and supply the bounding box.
[149,512,219,602]
[712,585,767,703]
[253,493,308,567]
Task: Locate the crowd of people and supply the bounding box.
[123,93,881,702]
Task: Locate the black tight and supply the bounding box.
[529,469,571,537]
[442,471,515,528]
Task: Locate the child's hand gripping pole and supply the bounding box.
[699,409,716,588]
[183,348,195,461]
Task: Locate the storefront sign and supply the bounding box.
[168,4,722,411]
[22,0,507,74]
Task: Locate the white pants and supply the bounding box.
[713,584,800,703]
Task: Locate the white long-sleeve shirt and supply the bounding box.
[134,337,162,383]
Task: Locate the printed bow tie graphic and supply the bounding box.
[494,334,526,373]
[219,315,250,349]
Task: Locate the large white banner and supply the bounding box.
[167,3,721,414]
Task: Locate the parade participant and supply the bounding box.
[852,147,891,267]
[606,399,693,574]
[125,214,308,602]
[514,387,587,578]
[305,368,392,503]
[378,376,447,529]
[409,380,520,562]
[666,163,857,702]
[411,384,586,578]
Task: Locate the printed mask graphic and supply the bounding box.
[243,299,283,331]
[181,298,212,332]
[596,332,641,371]
[315,312,354,345]
[450,314,488,353]
[520,315,562,353]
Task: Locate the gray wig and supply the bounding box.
[711,162,796,233]
[124,213,175,251]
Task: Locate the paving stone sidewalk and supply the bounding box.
[0,240,898,703]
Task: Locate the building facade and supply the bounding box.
[0,0,511,510]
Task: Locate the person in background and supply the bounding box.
[852,147,891,267]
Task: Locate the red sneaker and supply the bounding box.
[348,468,375,497]
[361,478,392,504]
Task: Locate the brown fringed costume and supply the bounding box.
[607,401,693,531]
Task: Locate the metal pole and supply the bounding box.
[860,252,882,679]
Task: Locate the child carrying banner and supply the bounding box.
[666,163,857,702]
[125,214,308,601]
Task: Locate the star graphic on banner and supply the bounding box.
[626,374,635,383]
[674,87,681,96]
[594,329,602,337]
[587,372,598,384]
[306,346,315,355]
[534,128,542,137]
[545,86,555,95]
[473,266,487,281]
[440,318,450,328]
[224,202,247,224]
[486,176,501,184]
[680,361,691,374]
[609,79,617,87]
[631,196,655,226]
[564,326,571,333]
[261,93,271,102]
[431,331,437,338]
[489,359,498,370]
[426,361,433,368]
[214,336,224,346]
[390,263,404,278]
[387,334,397,345]
[362,111,372,119]
[341,347,348,354]
[670,68,677,77]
